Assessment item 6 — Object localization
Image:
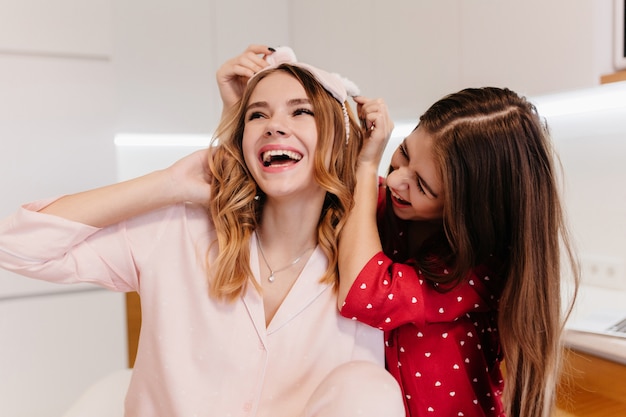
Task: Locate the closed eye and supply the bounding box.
[293,107,314,117]
[398,141,427,196]
[399,143,409,159]
[247,111,266,121]
[416,178,427,195]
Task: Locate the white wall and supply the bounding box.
[110,0,619,134]
[532,83,626,323]
[292,0,615,120]
[112,0,291,134]
[0,0,622,415]
[0,1,125,416]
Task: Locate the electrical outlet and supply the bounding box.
[579,254,626,291]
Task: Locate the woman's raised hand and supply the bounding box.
[353,96,394,168]
[164,149,213,207]
[216,44,274,113]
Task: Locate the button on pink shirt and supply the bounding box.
[0,199,384,417]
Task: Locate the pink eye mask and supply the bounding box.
[250,46,360,144]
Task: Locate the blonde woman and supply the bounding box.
[0,48,403,417]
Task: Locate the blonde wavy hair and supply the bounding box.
[206,64,363,301]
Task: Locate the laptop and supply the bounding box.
[567,309,626,339]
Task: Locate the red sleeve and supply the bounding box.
[340,251,499,332]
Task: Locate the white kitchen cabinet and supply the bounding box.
[0,289,126,417]
[0,0,112,57]
[290,0,612,120]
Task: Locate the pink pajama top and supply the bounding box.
[340,184,505,417]
[0,199,384,417]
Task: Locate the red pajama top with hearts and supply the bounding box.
[340,186,506,417]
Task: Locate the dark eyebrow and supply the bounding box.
[401,139,439,199]
[246,101,268,112]
[288,98,312,106]
[246,98,311,112]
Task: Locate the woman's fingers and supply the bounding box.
[354,96,393,137]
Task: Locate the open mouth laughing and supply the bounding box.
[390,189,411,206]
[261,149,303,167]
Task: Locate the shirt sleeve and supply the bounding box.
[340,251,498,332]
[0,198,158,292]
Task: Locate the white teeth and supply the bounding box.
[261,150,302,163]
[392,191,408,203]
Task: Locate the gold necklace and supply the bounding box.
[256,235,315,283]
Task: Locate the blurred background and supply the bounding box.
[1,1,625,415]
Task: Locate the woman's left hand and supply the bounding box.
[353,96,394,167]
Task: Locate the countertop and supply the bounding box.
[563,283,626,364]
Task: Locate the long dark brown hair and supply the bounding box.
[387,87,579,417]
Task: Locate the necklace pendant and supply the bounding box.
[268,273,275,283]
